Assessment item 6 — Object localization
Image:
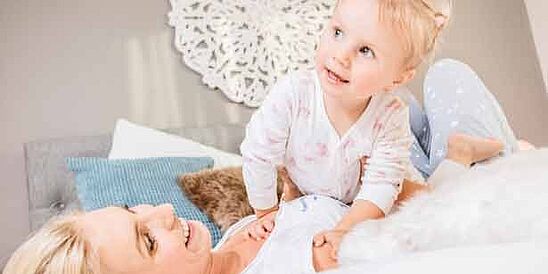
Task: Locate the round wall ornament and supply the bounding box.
[168,0,335,107]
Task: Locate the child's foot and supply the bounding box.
[447,134,504,167]
[518,140,536,151]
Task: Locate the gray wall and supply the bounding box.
[1,0,547,267]
[524,0,548,92]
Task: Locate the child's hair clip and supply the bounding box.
[434,13,447,29]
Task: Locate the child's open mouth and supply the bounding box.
[325,68,350,84]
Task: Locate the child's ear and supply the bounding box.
[382,68,417,92]
[393,68,416,87]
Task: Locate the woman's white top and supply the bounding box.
[241,69,421,214]
[215,195,348,274]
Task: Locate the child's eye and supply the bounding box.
[359,46,375,59]
[333,27,343,38]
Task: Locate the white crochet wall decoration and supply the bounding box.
[168,0,335,107]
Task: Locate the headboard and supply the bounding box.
[24,124,246,231]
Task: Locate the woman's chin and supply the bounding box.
[186,221,212,254]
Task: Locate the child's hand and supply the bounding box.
[313,229,349,260]
[247,210,277,240]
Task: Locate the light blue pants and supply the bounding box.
[398,59,520,179]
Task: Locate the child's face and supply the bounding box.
[315,0,413,101]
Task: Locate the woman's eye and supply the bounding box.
[359,46,375,58]
[144,232,157,255]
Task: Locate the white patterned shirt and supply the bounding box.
[240,69,420,214]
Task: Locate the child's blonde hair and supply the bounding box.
[378,0,452,69]
[3,212,97,274]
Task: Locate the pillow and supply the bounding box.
[66,156,222,245]
[178,166,286,232]
[108,119,243,168]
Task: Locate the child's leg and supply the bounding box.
[396,133,505,202]
[392,88,433,178]
[423,59,519,173]
[277,166,302,202]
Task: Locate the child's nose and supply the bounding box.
[333,48,351,68]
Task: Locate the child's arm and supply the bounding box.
[354,98,412,215]
[333,200,384,231]
[240,74,296,238]
[314,97,412,256]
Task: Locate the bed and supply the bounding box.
[23,123,548,273]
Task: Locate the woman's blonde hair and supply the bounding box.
[378,0,453,68]
[3,212,97,274]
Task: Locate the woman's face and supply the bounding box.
[78,204,212,274]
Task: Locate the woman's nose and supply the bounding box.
[143,204,177,229]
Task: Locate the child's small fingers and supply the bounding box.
[313,234,325,247]
[252,225,262,239]
[263,220,274,232]
[246,228,252,239]
[259,222,269,233]
[259,224,271,238]
[256,227,265,238]
[248,227,260,240]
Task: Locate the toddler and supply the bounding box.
[241,0,450,255]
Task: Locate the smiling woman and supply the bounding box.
[77,204,216,274]
[3,203,257,274]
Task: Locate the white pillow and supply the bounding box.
[108,119,243,168]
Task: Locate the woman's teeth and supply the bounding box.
[180,218,190,246]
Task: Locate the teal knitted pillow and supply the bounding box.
[65,157,222,245]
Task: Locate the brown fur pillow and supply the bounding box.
[178,167,283,233]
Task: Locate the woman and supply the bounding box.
[4,59,522,273]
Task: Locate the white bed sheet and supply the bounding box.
[326,240,548,274]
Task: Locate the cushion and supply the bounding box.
[108,119,243,168]
[178,166,286,232]
[66,156,222,245]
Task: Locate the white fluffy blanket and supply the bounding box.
[337,148,548,266]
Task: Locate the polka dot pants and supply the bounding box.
[396,59,519,179]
